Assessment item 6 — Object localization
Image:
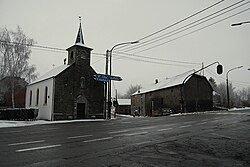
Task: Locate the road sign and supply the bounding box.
[94,74,122,82]
[109,75,122,81]
[94,74,109,82]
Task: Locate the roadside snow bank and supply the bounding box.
[0,119,105,128]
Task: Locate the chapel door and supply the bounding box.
[77,103,85,119]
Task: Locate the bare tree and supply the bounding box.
[119,84,142,99]
[0,26,37,107]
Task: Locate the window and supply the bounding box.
[36,88,39,106]
[29,90,32,106]
[80,77,85,89]
[44,86,48,105]
[71,51,74,59]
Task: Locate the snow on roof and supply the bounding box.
[117,99,131,105]
[30,64,71,85]
[133,69,196,96]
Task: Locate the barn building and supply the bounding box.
[25,22,104,120]
[131,70,213,116]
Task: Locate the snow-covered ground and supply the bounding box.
[0,119,105,128]
[0,108,249,129]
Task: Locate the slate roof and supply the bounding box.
[29,64,71,85]
[133,69,197,96]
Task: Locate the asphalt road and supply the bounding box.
[0,109,249,167]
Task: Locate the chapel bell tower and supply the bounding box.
[66,17,93,66]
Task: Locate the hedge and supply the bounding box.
[0,108,38,120]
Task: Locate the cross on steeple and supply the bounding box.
[75,16,85,45]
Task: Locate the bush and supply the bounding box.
[0,108,38,120]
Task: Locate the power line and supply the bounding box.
[132,7,250,54]
[0,40,105,57]
[112,52,199,68]
[137,0,226,42]
[114,51,200,65]
[121,0,247,53]
[115,0,225,51]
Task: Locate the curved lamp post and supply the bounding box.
[231,21,250,26]
[106,41,139,119]
[226,66,243,108]
[181,61,223,113]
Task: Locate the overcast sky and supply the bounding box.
[1,0,250,95]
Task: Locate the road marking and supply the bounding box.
[139,126,155,130]
[121,121,132,124]
[41,128,59,131]
[67,134,93,139]
[16,144,61,153]
[197,121,208,125]
[162,123,179,127]
[137,120,150,123]
[210,133,232,139]
[83,137,113,143]
[109,130,129,134]
[179,125,192,128]
[102,123,114,126]
[157,128,173,132]
[3,130,24,134]
[121,131,148,137]
[77,125,89,128]
[8,140,45,146]
[183,121,195,124]
[134,141,151,145]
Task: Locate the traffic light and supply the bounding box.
[217,64,223,74]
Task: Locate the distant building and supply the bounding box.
[131,70,213,116]
[0,76,27,108]
[115,99,131,115]
[25,22,104,120]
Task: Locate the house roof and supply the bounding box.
[117,99,131,106]
[132,70,198,96]
[29,64,71,85]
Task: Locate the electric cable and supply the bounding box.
[121,0,248,53]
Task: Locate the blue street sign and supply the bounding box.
[109,75,122,81]
[94,74,109,82]
[94,74,122,82]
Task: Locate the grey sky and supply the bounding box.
[1,0,249,95]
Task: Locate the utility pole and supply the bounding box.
[104,50,109,119]
[107,41,139,119]
[226,66,243,109]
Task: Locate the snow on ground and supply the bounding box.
[0,108,249,129]
[0,119,105,128]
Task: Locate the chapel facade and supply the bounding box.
[26,22,104,120]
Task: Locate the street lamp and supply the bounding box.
[231,21,250,26]
[106,41,139,119]
[226,66,243,109]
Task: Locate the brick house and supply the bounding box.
[131,70,213,116]
[0,76,27,108]
[25,23,104,120]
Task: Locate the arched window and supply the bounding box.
[29,90,32,106]
[44,86,48,105]
[80,77,85,89]
[36,88,39,106]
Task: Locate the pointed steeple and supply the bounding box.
[75,16,85,46]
